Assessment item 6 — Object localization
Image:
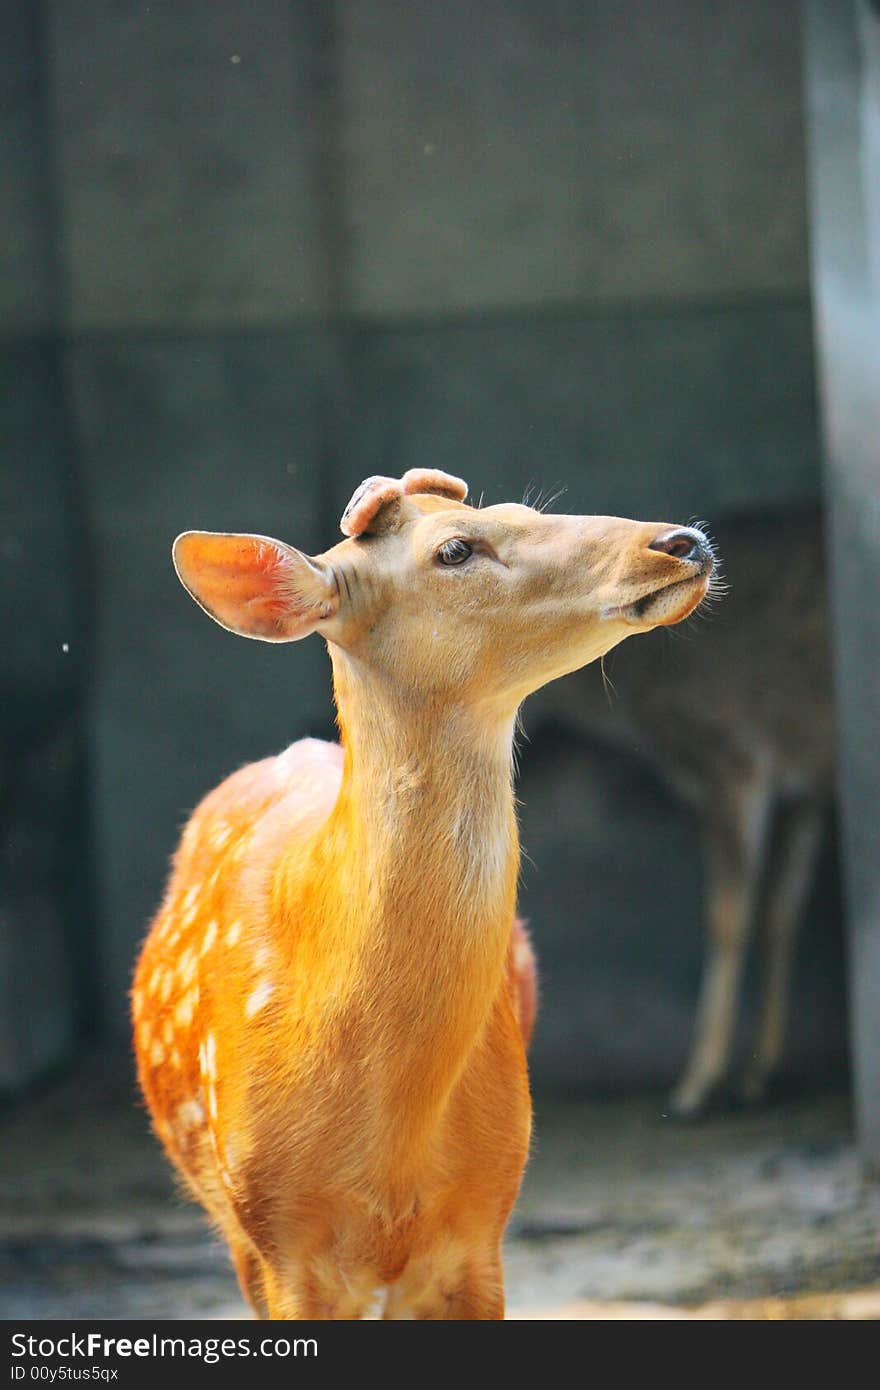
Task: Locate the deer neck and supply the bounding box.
[318,651,520,1130]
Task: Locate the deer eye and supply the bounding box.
[436,538,473,566]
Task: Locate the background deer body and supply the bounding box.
[133,470,713,1318]
[527,507,834,1116]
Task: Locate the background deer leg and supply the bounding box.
[740,800,824,1105]
[670,776,773,1117]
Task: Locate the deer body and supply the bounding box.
[133,470,714,1317]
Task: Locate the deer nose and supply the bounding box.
[648,527,712,567]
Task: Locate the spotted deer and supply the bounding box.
[527,506,835,1116]
[132,469,715,1319]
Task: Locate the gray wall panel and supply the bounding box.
[0,344,84,1086]
[341,304,820,523]
[1,1,54,333]
[340,0,809,317]
[48,2,329,329]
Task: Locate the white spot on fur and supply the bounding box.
[362,1286,389,1319]
[177,948,197,987]
[201,919,218,955]
[150,1037,166,1067]
[178,1099,205,1130]
[245,979,274,1019]
[181,882,201,924]
[205,1032,216,1077]
[225,919,242,947]
[148,965,162,996]
[210,822,232,850]
[175,989,197,1028]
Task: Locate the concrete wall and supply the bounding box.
[1,0,842,1092]
[0,5,90,1086]
[1,0,55,332]
[341,305,819,520]
[339,0,808,315]
[48,3,332,329]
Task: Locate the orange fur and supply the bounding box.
[133,482,713,1319]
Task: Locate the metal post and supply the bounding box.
[803,0,880,1171]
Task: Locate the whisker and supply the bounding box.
[599,655,617,706]
[536,484,568,513]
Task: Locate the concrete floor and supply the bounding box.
[1,1058,878,1319]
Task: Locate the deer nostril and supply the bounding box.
[649,527,707,563]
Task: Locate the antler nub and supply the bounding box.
[400,469,468,503]
[339,476,403,538]
[340,469,468,538]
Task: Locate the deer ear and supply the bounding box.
[172,532,338,642]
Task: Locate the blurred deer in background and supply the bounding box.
[527,506,835,1117]
[132,469,714,1318]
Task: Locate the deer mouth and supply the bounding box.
[604,569,712,628]
[630,571,711,626]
